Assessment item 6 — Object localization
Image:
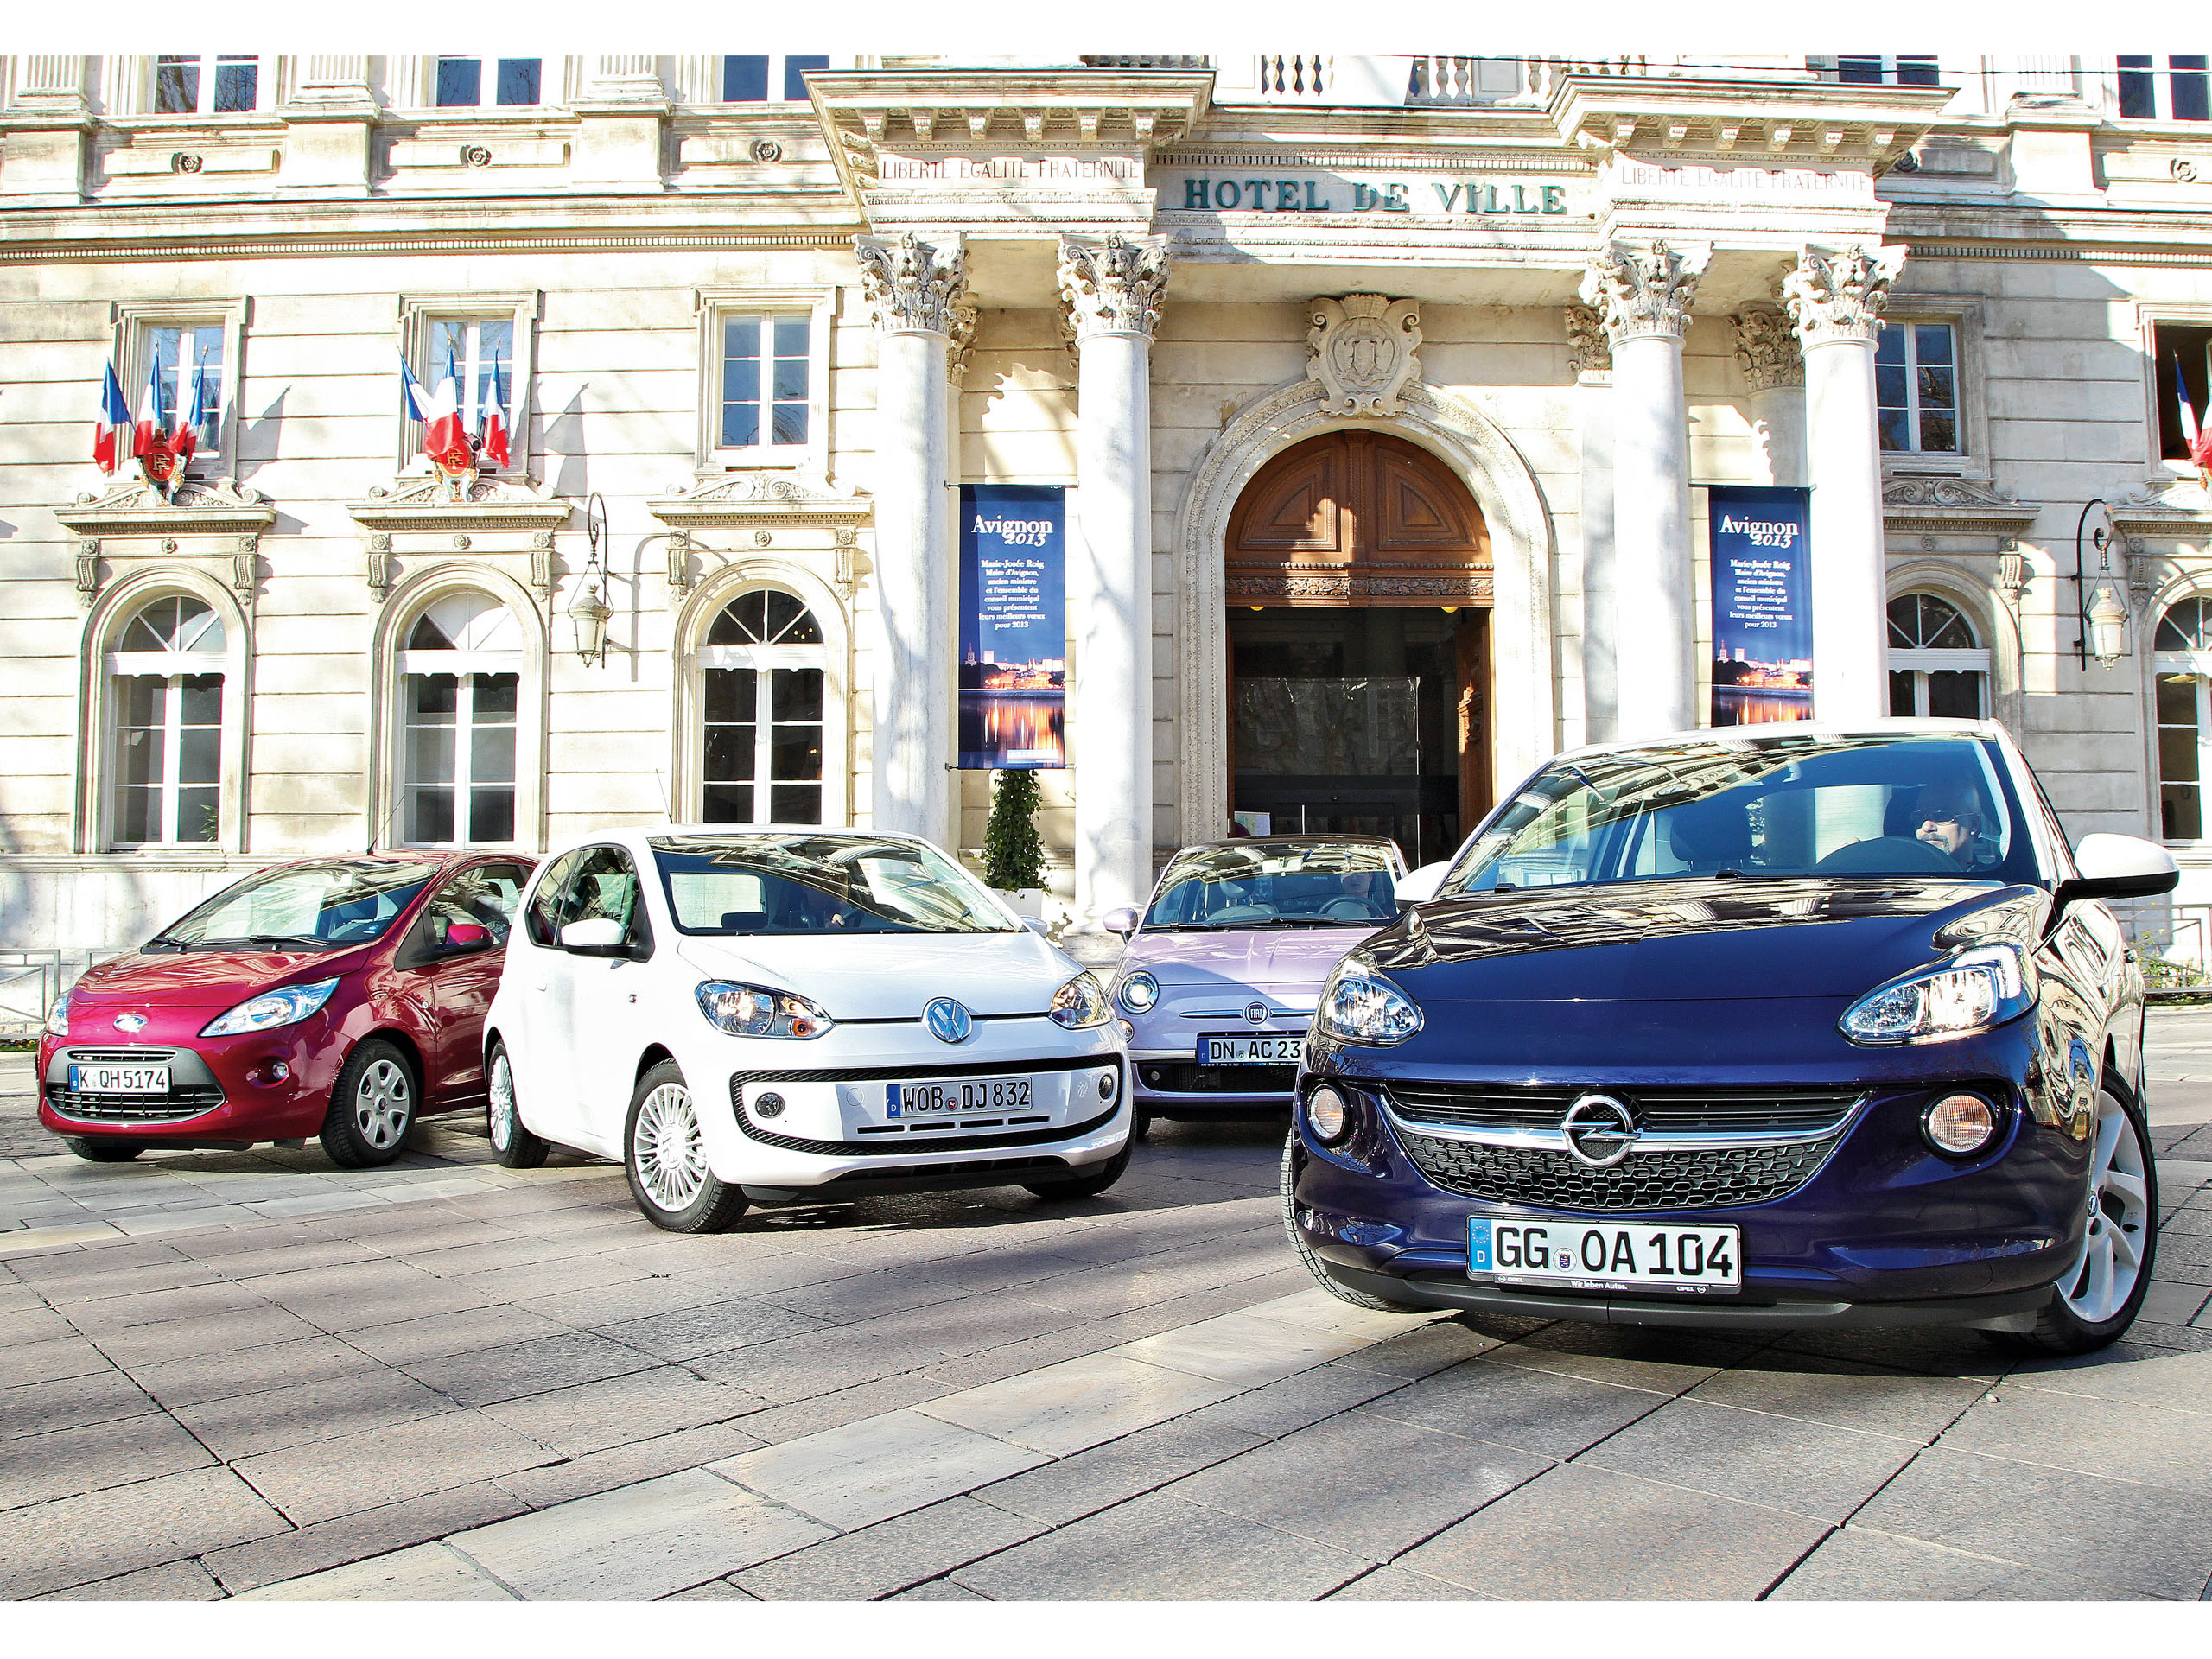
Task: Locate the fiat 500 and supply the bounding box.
[482,828,1128,1231]
[40,855,532,1166]
[1286,721,2177,1356]
[1105,836,1404,1133]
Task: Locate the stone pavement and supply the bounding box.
[3,1015,2212,1603]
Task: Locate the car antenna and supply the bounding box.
[365,788,410,857]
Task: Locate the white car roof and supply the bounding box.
[1552,716,2008,766]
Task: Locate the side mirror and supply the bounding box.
[559,917,629,956]
[1394,862,1449,909]
[1020,916,1052,937]
[444,922,493,953]
[2056,834,2179,908]
[1102,906,1139,938]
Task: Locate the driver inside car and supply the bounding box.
[1911,780,1994,872]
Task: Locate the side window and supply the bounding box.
[524,849,582,947]
[429,862,529,946]
[554,846,649,947]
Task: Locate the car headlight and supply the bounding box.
[1840,944,2036,1046]
[696,982,834,1039]
[1116,971,1159,1014]
[1316,963,1423,1046]
[44,991,72,1038]
[200,977,340,1038]
[1048,973,1112,1030]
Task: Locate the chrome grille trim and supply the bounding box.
[1382,1084,1864,1148]
[1396,1124,1850,1212]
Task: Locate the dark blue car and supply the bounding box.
[1285,721,2178,1356]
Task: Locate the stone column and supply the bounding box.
[280,55,378,193]
[1566,304,1617,743]
[855,232,967,842]
[1733,306,1806,487]
[1580,238,1707,741]
[1059,233,1170,925]
[1783,244,1906,726]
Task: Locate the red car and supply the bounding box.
[39,853,534,1166]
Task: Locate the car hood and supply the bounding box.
[66,946,365,1012]
[672,929,1085,1020]
[1365,876,2044,1004]
[1123,926,1387,992]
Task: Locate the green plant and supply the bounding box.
[982,768,1045,892]
[2140,948,2207,991]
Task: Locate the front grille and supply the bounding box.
[1386,1084,1860,1137]
[46,1084,225,1124]
[1397,1125,1847,1212]
[1139,1062,1296,1095]
[728,1074,1121,1158]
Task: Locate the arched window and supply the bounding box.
[106,594,226,846]
[1886,594,1989,718]
[2154,595,2212,842]
[700,588,825,825]
[397,592,522,844]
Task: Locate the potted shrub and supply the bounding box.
[982,768,1046,918]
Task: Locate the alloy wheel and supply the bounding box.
[488,1052,516,1151]
[353,1058,412,1152]
[2061,1088,2151,1325]
[633,1083,707,1212]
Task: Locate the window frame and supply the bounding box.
[2113,54,2212,123]
[2136,306,2212,482]
[1823,55,1942,87]
[1885,593,1991,720]
[114,299,247,474]
[717,55,832,105]
[429,57,549,111]
[148,54,267,118]
[1874,296,1989,480]
[396,292,540,477]
[693,288,835,472]
[2155,669,2210,845]
[394,596,526,851]
[698,594,832,830]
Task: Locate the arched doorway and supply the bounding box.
[1224,429,1493,865]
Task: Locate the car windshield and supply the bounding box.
[149,861,442,950]
[1143,841,1400,930]
[1437,734,2040,898]
[649,834,1016,936]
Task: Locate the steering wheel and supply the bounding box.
[1321,897,1379,920]
[1812,836,1961,875]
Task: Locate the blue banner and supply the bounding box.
[1707,485,1813,728]
[958,485,1066,769]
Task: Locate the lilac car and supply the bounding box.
[1103,836,1407,1133]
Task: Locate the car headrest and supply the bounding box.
[1668,800,1753,866]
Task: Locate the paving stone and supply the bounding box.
[1770,1325,2007,1382]
[1771,1525,2156,1600]
[1490,1322,1767,1396]
[1331,1318,1503,1379]
[2140,1279,2212,1326]
[593,1297,830,1362]
[520,1274,727,1329]
[232,1408,563,1526]
[340,1303,571,1367]
[33,1557,226,1600]
[57,1280,270,1334]
[87,1303,322,1368]
[953,1489,1370,1601]
[205,1481,529,1593]
[20,1257,220,1304]
[1936,1389,2212,1498]
[1188,1360,1409,1440]
[448,1467,834,1599]
[1579,1396,1919,1522]
[1683,1351,1987,1442]
[1357,1353,1669,1459]
[0,1368,156,1440]
[10,1335,119,1387]
[728,1371,957,1446]
[715,1407,1050,1530]
[0,1409,214,1512]
[480,1365,760,1457]
[918,1351,1242,1457]
[171,1367,452,1460]
[1171,1409,1550,1560]
[659,1578,759,1600]
[1853,1446,2212,1600]
[403,1331,660,1408]
[283,1279,505,1336]
[886,1577,990,1600]
[1109,1307,1378,1389]
[1325,1564,1493,1600]
[0,1465,292,1599]
[0,1303,78,1344]
[736,1495,1048,1600]
[493,1424,766,1512]
[1397,1461,1829,1599]
[973,1414,1268,1527]
[129,1334,385,1410]
[238,1541,516,1600]
[2004,1338,2212,1415]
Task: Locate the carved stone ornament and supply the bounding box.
[647,472,873,534]
[365,532,393,602]
[1880,476,2038,537]
[1783,244,1907,347]
[1306,295,1422,417]
[1563,304,1611,376]
[946,297,979,387]
[1732,307,1802,391]
[855,232,969,337]
[75,538,99,608]
[1058,233,1171,341]
[665,528,693,600]
[55,477,279,607]
[1578,239,1708,345]
[531,531,556,599]
[346,473,573,536]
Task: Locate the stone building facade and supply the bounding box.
[6,53,2212,986]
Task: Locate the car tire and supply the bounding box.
[1279,1131,1425,1313]
[1133,1108,1154,1140]
[2010,1083,2160,1357]
[486,1041,550,1170]
[624,1060,747,1234]
[320,1039,417,1169]
[1021,1142,1132,1200]
[64,1137,144,1163]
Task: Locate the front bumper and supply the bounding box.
[38,1023,349,1147]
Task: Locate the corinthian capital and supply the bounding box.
[1782,244,1907,347]
[1578,238,1709,345]
[1058,234,1171,341]
[855,232,968,337]
[1732,307,1802,391]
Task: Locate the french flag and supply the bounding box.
[2181,352,2212,480]
[173,357,210,464]
[93,363,132,474]
[401,351,466,465]
[131,359,165,459]
[479,358,511,470]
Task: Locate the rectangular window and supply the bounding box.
[721,54,827,102]
[1875,321,1960,454]
[496,59,542,106]
[113,673,222,846]
[1896,56,1940,86]
[1838,57,1883,85]
[784,56,830,100]
[154,55,258,116]
[2120,54,2158,118]
[2116,54,2210,119]
[2175,55,2211,121]
[156,56,199,114]
[424,319,517,463]
[719,314,810,452]
[147,325,225,457]
[436,59,543,108]
[703,666,823,826]
[2158,675,2204,841]
[435,58,481,107]
[2152,321,2212,461]
[404,672,518,846]
[1827,55,1936,86]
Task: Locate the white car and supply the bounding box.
[481,827,1130,1231]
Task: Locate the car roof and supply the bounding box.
[1552,716,2007,765]
[1176,834,1401,853]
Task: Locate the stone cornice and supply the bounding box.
[647,474,874,531]
[56,476,276,539]
[1547,73,1949,175]
[2109,483,2212,540]
[345,474,574,534]
[1880,477,2039,536]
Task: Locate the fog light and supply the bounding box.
[1923,1092,1999,1156]
[1306,1084,1351,1144]
[755,1091,785,1119]
[1119,1020,1135,1040]
[1098,1070,1117,1101]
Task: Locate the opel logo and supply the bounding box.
[925,998,974,1045]
[113,1014,148,1033]
[1560,1093,1639,1169]
[1244,1002,1268,1027]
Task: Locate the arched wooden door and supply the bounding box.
[1224,430,1491,863]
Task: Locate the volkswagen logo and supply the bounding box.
[113,1014,148,1033]
[925,998,974,1045]
[1560,1093,1639,1169]
[1244,1002,1269,1027]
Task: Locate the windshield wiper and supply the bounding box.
[141,935,187,953]
[190,934,332,951]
